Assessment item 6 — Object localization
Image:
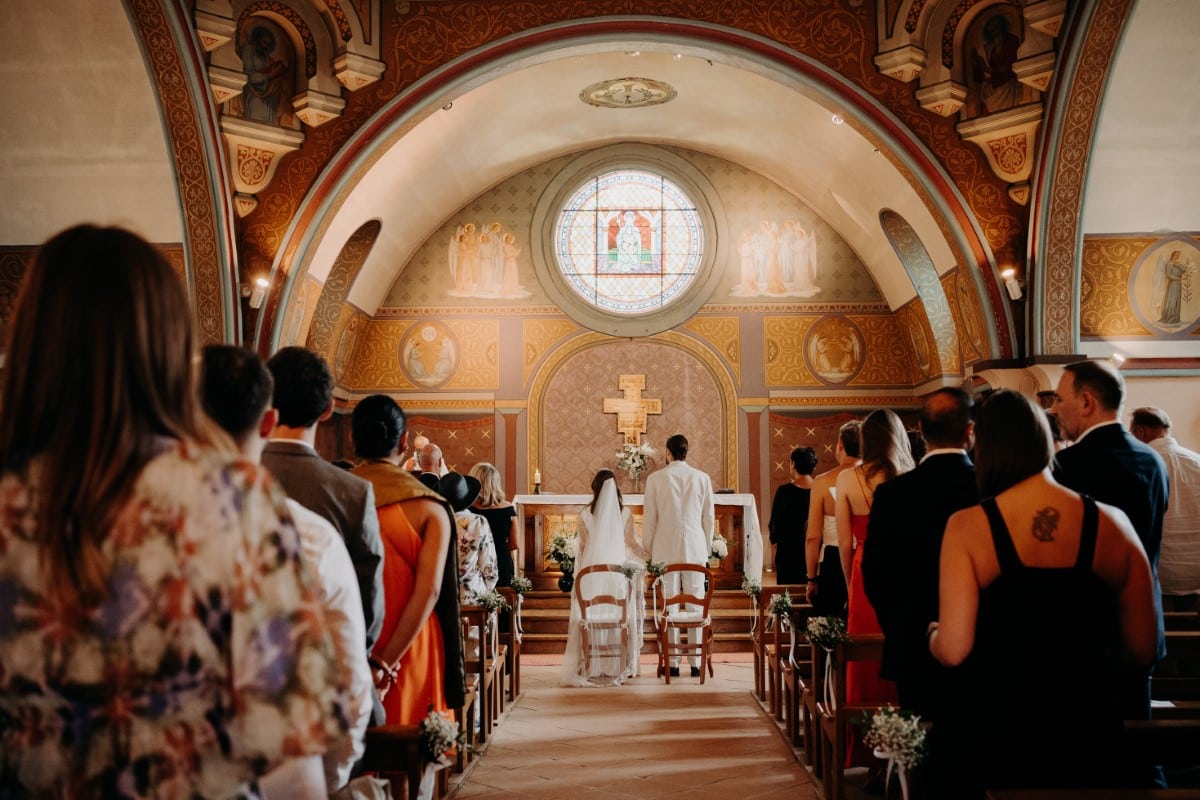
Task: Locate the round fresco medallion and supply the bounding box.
[1127,239,1200,337]
[399,321,458,387]
[805,317,865,385]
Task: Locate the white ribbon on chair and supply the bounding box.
[872,748,910,800]
[823,648,835,710]
[514,594,524,643]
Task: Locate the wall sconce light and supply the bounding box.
[1111,351,1126,367]
[247,277,269,310]
[1001,267,1023,301]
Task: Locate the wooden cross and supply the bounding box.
[602,374,662,444]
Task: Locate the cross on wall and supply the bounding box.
[602,374,662,445]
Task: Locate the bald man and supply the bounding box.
[417,441,449,478]
[401,433,429,471]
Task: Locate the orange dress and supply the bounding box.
[846,511,898,764]
[375,502,448,724]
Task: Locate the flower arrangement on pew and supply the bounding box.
[420,708,464,766]
[644,559,666,578]
[860,705,926,800]
[509,575,532,596]
[474,588,510,615]
[548,533,577,574]
[805,615,849,652]
[741,577,762,598]
[766,588,793,618]
[620,559,645,580]
[710,533,729,562]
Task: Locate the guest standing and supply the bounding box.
[643,434,715,678]
[930,389,1156,797]
[351,395,465,724]
[804,420,861,615]
[1051,359,1168,725]
[0,225,345,797]
[835,409,912,767]
[1130,406,1200,610]
[768,447,818,584]
[862,388,978,723]
[470,461,520,587]
[440,471,498,603]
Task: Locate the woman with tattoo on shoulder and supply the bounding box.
[927,389,1156,799]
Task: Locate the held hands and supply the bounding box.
[370,656,400,701]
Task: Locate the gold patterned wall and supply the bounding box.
[1081,234,1200,339]
[764,313,918,388]
[523,318,582,386]
[682,316,741,382]
[339,318,500,390]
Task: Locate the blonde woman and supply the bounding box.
[470,462,520,586]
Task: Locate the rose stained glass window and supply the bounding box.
[554,170,705,315]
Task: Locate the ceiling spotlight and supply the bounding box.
[1001,268,1023,301]
[831,114,844,125]
[625,50,640,57]
[674,53,683,61]
[248,276,269,310]
[442,101,453,111]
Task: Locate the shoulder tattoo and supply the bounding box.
[1031,507,1059,542]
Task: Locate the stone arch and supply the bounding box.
[305,218,380,362]
[527,330,739,492]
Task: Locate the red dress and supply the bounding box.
[845,510,898,764]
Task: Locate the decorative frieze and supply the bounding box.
[291,89,346,127]
[874,45,927,83]
[915,79,967,117]
[333,52,386,91]
[1014,51,1056,93]
[220,116,304,215]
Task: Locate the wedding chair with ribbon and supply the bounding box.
[780,600,816,748]
[652,563,714,684]
[496,585,521,702]
[573,564,634,678]
[815,632,885,800]
[459,604,504,745]
[799,634,830,776]
[756,584,807,716]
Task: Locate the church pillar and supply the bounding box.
[497,405,522,495]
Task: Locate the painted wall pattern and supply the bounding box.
[682,316,741,383]
[308,220,381,356]
[338,318,500,390]
[282,275,323,347]
[522,318,582,385]
[946,270,986,363]
[1081,234,1200,339]
[764,313,915,388]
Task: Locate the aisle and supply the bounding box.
[449,658,817,799]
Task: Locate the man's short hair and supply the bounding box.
[839,420,862,459]
[267,346,333,428]
[1131,406,1171,430]
[201,345,272,440]
[666,434,688,461]
[1063,359,1124,412]
[919,387,974,448]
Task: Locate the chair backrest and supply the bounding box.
[574,564,631,623]
[654,562,714,616]
[829,633,884,708]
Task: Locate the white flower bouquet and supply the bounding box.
[805,615,849,651]
[615,441,656,486]
[861,706,926,770]
[741,577,762,597]
[419,708,462,764]
[766,588,793,617]
[474,589,510,614]
[620,559,645,580]
[710,533,729,561]
[549,533,577,573]
[509,575,532,595]
[645,559,666,578]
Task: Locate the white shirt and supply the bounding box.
[287,499,373,792]
[1147,436,1200,596]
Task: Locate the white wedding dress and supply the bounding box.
[559,478,646,687]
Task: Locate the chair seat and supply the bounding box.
[582,609,624,624]
[664,612,708,626]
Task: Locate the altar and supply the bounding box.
[512,493,764,591]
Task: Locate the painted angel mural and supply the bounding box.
[730,218,820,298]
[448,221,532,299]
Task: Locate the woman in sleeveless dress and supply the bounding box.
[805,420,861,616]
[769,447,818,584]
[929,390,1156,798]
[352,395,456,725]
[470,461,519,588]
[561,470,646,686]
[835,409,913,766]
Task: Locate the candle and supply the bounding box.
[534,468,541,484]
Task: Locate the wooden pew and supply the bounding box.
[815,633,886,800]
[780,601,816,749]
[460,605,505,745]
[753,584,806,712]
[497,585,521,701]
[1164,610,1200,631]
[1153,631,1200,706]
[359,725,428,800]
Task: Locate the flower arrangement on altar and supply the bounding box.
[741,577,762,597]
[509,576,532,595]
[419,708,463,764]
[710,533,729,561]
[805,615,849,651]
[766,588,793,617]
[861,706,926,770]
[548,533,577,574]
[615,441,656,489]
[644,559,666,578]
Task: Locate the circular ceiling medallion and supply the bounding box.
[580,77,676,108]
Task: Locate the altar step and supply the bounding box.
[516,588,756,655]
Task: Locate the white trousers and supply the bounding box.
[662,569,704,668]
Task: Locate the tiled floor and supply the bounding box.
[446,656,818,799]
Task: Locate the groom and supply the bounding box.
[642,433,715,677]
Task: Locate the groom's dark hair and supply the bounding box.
[666,434,688,461]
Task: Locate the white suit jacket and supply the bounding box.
[642,459,715,565]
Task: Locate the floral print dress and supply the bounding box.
[0,441,348,798]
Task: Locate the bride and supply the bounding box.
[560,469,649,687]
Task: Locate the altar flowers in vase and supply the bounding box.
[615,441,656,492]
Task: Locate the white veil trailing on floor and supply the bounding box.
[560,477,640,687]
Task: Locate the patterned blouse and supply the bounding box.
[455,510,498,604]
[0,441,349,798]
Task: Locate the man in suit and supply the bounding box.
[862,387,978,721]
[262,346,386,722]
[642,433,715,677]
[1051,359,1168,722]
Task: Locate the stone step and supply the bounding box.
[519,631,753,655]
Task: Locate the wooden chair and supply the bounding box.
[755,585,806,715]
[652,563,714,684]
[359,725,426,799]
[573,564,633,679]
[815,633,886,800]
[460,605,503,745]
[453,612,480,772]
[799,634,830,776]
[780,601,816,747]
[497,585,521,701]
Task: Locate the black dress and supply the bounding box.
[768,483,811,585]
[933,495,1132,799]
[475,504,517,587]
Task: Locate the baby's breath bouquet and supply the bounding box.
[805,615,849,651]
[509,575,532,595]
[767,588,793,617]
[548,533,577,573]
[419,708,463,764]
[741,577,762,597]
[474,588,510,614]
[615,441,656,489]
[710,533,729,561]
[644,559,666,578]
[620,559,645,580]
[861,706,926,769]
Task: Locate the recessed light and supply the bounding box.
[831,114,844,125]
[673,53,683,61]
[625,50,640,57]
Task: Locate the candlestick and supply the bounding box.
[533,468,541,484]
